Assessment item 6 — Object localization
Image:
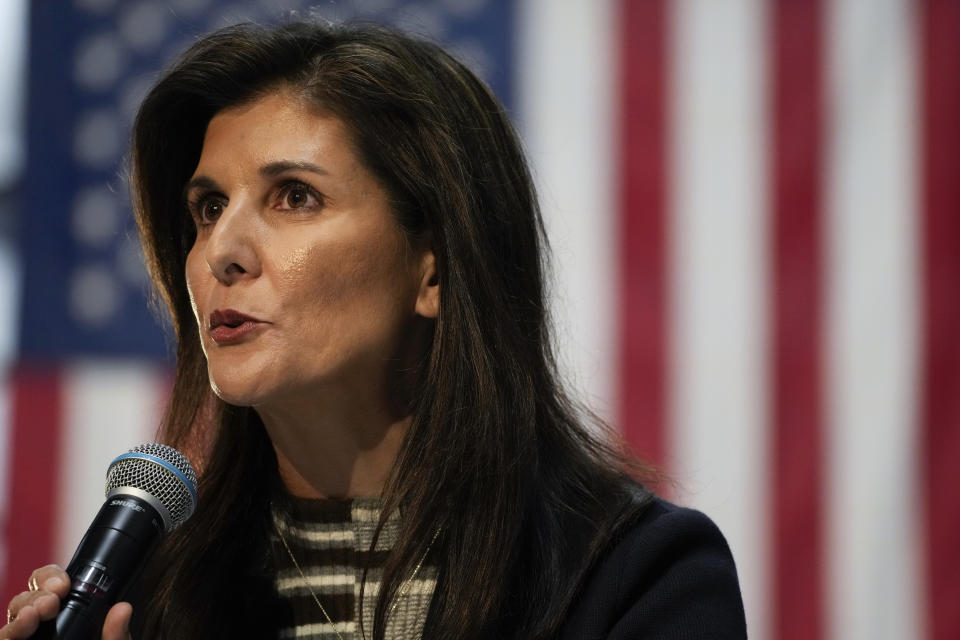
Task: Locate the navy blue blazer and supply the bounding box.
[559,498,748,639]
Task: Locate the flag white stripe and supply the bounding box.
[0,240,19,370]
[515,0,617,419]
[668,2,770,638]
[825,0,923,638]
[55,362,165,564]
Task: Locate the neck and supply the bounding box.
[257,397,411,500]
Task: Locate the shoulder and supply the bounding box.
[559,497,747,640]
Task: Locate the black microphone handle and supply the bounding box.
[31,493,165,640]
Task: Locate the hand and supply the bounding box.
[0,565,133,640]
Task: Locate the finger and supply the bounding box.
[1,602,40,639]
[0,565,69,640]
[6,591,44,620]
[6,587,62,622]
[3,587,62,639]
[101,602,133,640]
[28,566,69,598]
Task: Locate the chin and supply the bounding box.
[206,369,270,407]
[209,383,256,407]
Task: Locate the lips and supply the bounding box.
[208,309,266,344]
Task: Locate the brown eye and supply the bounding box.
[188,194,227,226]
[286,186,309,207]
[203,200,225,221]
[276,181,322,211]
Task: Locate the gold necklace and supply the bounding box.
[277,524,442,640]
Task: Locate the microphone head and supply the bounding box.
[105,443,198,533]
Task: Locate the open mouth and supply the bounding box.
[208,309,264,343]
[210,309,256,329]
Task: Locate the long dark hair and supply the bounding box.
[131,21,652,639]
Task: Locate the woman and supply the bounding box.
[3,22,746,639]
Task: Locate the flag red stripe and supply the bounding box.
[2,367,63,606]
[920,2,960,638]
[770,2,824,638]
[617,0,668,473]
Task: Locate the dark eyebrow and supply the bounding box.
[182,161,328,202]
[182,176,219,202]
[259,160,329,177]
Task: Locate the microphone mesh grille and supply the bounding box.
[105,443,198,531]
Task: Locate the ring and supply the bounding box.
[28,576,39,592]
[6,608,13,624]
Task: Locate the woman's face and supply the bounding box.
[184,90,437,410]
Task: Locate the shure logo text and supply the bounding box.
[110,499,145,513]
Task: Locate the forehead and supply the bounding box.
[196,91,360,173]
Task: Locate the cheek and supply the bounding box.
[277,242,416,347]
[184,248,209,325]
[275,247,337,305]
[278,240,363,299]
[275,247,311,279]
[184,244,201,286]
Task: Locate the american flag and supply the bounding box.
[0,2,956,639]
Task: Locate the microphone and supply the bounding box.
[32,443,198,640]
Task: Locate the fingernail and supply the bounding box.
[41,576,66,591]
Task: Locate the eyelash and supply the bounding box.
[187,193,226,227]
[186,180,324,227]
[275,181,324,212]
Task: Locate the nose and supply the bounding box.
[203,199,263,284]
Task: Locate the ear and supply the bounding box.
[414,249,439,319]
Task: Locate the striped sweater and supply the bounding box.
[270,497,437,640]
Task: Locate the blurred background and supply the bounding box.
[0,1,957,639]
